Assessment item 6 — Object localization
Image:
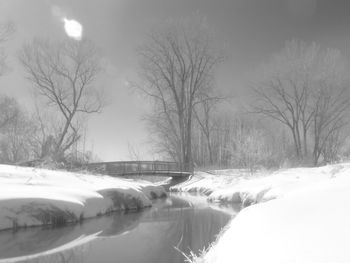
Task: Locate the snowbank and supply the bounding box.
[202,169,350,263]
[0,165,166,231]
[172,164,350,207]
[170,170,251,195]
[174,163,350,263]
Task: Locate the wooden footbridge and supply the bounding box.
[83,161,192,179]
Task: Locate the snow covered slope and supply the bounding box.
[0,165,166,231]
[170,170,255,195]
[174,164,350,263]
[202,167,350,263]
[172,164,350,206]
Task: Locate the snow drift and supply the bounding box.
[0,165,166,231]
[174,163,350,263]
[203,168,350,263]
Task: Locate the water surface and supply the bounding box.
[0,194,237,263]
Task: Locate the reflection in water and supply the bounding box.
[0,211,143,262]
[0,194,235,263]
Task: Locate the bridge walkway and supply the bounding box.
[83,161,192,178]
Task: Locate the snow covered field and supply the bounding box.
[172,163,350,263]
[0,165,166,231]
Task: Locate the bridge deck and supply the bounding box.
[84,161,191,178]
[108,171,191,177]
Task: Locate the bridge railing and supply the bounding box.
[84,160,188,176]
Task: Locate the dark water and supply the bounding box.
[0,194,236,263]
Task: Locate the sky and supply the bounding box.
[0,0,349,161]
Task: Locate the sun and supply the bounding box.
[63,18,83,40]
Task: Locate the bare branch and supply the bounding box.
[18,39,104,161]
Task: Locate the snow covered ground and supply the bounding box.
[171,163,350,263]
[0,165,166,231]
[172,164,350,206]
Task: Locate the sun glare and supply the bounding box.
[63,18,83,40]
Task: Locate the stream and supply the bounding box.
[0,194,238,263]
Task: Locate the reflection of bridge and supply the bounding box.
[83,161,192,179]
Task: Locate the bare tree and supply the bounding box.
[312,82,350,165]
[213,114,236,167]
[28,102,64,160]
[136,21,222,171]
[0,96,36,163]
[0,96,21,130]
[253,40,316,161]
[253,40,350,165]
[221,116,272,172]
[193,95,221,166]
[145,111,181,162]
[231,125,271,173]
[18,39,103,162]
[0,23,16,133]
[0,114,36,164]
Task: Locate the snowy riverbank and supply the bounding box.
[0,165,166,231]
[171,163,350,263]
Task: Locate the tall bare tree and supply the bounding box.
[253,40,350,165]
[136,22,222,171]
[312,81,350,165]
[253,40,317,161]
[19,39,103,161]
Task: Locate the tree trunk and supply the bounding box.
[303,126,308,157]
